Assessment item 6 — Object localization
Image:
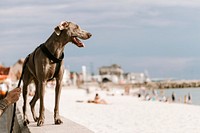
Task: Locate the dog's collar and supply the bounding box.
[40,44,64,63]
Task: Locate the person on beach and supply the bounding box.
[171,92,175,102]
[145,93,151,101]
[187,93,192,104]
[162,96,167,102]
[158,90,166,102]
[184,95,187,103]
[124,85,130,95]
[88,93,107,104]
[0,87,21,117]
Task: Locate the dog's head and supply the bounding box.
[54,21,92,47]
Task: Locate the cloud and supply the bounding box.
[133,0,200,8]
[126,57,194,69]
[1,0,200,79]
[1,0,198,30]
[140,18,175,27]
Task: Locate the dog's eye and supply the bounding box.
[73,25,79,32]
[75,25,79,29]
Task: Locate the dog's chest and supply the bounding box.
[46,63,57,75]
[45,61,62,80]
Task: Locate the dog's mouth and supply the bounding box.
[72,37,85,47]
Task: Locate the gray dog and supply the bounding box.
[22,21,92,126]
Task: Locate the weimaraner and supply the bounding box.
[22,21,92,126]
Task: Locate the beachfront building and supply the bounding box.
[124,72,150,84]
[99,64,123,76]
[99,64,124,83]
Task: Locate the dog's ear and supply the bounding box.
[54,21,69,36]
[59,21,69,30]
[54,26,61,36]
[60,21,69,28]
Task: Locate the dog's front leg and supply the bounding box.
[37,81,46,126]
[54,78,63,125]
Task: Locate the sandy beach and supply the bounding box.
[40,86,200,133]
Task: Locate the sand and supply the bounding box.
[43,86,200,133]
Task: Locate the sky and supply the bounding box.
[1,0,200,79]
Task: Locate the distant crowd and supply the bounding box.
[136,87,192,104]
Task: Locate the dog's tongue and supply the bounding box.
[72,37,85,47]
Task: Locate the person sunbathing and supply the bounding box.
[88,93,107,104]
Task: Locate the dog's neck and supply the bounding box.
[44,32,68,59]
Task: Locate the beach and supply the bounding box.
[42,86,200,133]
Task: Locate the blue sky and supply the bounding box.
[1,0,200,79]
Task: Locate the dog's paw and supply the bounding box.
[55,119,63,125]
[33,117,39,122]
[23,119,30,126]
[37,119,44,126]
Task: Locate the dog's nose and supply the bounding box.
[87,33,92,38]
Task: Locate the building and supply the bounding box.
[124,72,150,84]
[99,64,123,76]
[99,64,124,83]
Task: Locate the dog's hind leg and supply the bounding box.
[22,71,33,126]
[30,78,39,122]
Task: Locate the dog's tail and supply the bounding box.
[17,55,30,87]
[20,55,30,85]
